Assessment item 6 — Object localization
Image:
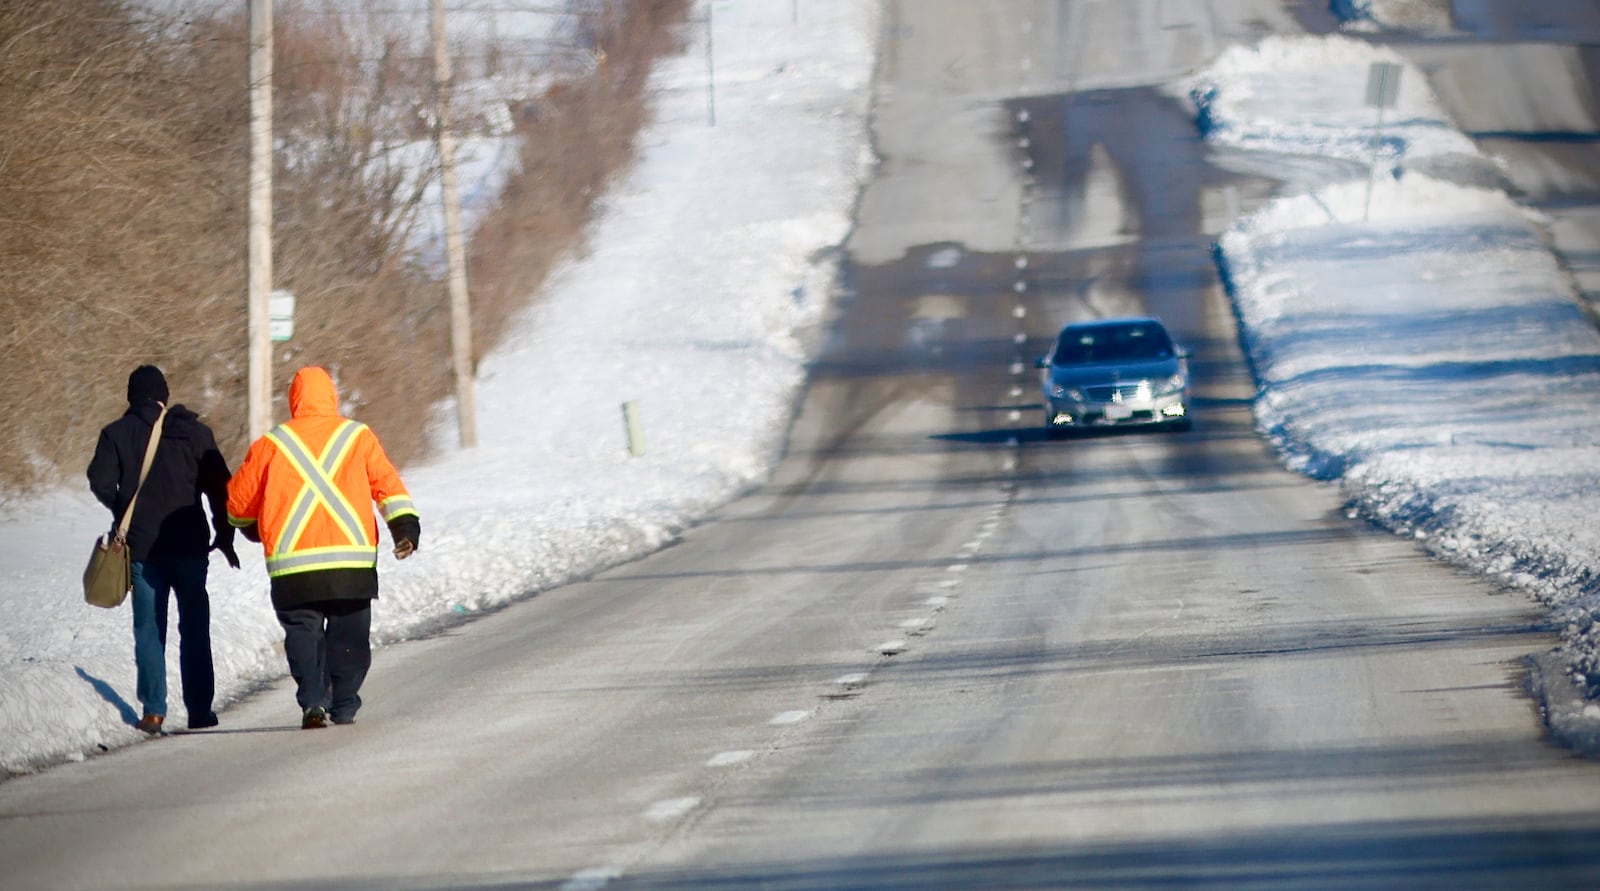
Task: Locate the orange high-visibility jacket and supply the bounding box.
[227,367,417,579]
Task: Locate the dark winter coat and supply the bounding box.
[87,398,235,563]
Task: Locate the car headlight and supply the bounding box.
[1152,373,1186,396]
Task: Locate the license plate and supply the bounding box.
[1104,403,1133,420]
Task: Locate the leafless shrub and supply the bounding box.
[0,0,240,494]
[467,0,692,362]
[0,0,690,498]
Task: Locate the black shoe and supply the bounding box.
[330,713,356,726]
[301,706,329,730]
[187,712,219,730]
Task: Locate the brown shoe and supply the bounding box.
[137,714,164,735]
[301,707,328,730]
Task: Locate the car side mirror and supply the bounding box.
[1034,356,1049,369]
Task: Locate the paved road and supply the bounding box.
[4,2,1600,889]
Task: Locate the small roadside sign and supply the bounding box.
[270,289,295,342]
[1366,61,1403,109]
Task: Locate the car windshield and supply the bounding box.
[1052,322,1174,365]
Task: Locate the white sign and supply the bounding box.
[1365,61,1403,110]
[270,289,295,342]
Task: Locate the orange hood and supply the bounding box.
[288,367,340,419]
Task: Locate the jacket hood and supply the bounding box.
[288,367,340,419]
[127,365,169,405]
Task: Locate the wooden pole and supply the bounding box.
[431,0,478,448]
[247,0,273,440]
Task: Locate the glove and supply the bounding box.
[239,523,261,544]
[211,533,241,570]
[393,538,416,560]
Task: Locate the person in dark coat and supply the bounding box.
[87,365,240,734]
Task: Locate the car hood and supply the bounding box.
[1049,357,1181,388]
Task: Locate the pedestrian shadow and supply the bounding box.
[167,725,304,736]
[74,666,139,728]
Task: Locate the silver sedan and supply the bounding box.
[1036,316,1191,434]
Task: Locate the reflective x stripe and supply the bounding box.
[264,421,368,555]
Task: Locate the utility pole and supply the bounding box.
[431,0,478,448]
[247,0,274,440]
[705,0,715,126]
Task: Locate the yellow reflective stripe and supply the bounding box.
[265,421,369,551]
[265,545,378,577]
[279,486,317,552]
[380,494,417,522]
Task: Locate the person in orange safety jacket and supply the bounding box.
[227,366,420,729]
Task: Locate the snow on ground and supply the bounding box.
[1198,34,1600,750]
[11,11,1600,780]
[1333,0,1457,35]
[0,0,879,777]
[1189,34,1478,168]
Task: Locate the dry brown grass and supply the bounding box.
[468,0,691,365]
[0,0,690,499]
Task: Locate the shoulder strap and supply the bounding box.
[116,405,169,542]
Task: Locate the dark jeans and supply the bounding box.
[130,557,213,719]
[275,600,372,721]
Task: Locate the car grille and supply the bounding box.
[1084,383,1146,402]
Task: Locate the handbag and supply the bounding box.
[83,405,167,608]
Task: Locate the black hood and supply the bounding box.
[127,365,169,405]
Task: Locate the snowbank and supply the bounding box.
[1200,34,1600,749]
[1187,34,1477,167]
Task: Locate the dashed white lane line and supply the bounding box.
[1010,361,1025,375]
[644,797,700,822]
[900,617,930,631]
[835,672,868,688]
[1008,409,1022,422]
[1011,385,1024,397]
[770,710,810,726]
[707,750,755,767]
[876,639,908,655]
[561,867,623,891]
[939,578,960,589]
[1013,305,1027,318]
[926,595,949,607]
[947,563,969,573]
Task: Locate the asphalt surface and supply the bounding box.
[5,2,1600,889]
